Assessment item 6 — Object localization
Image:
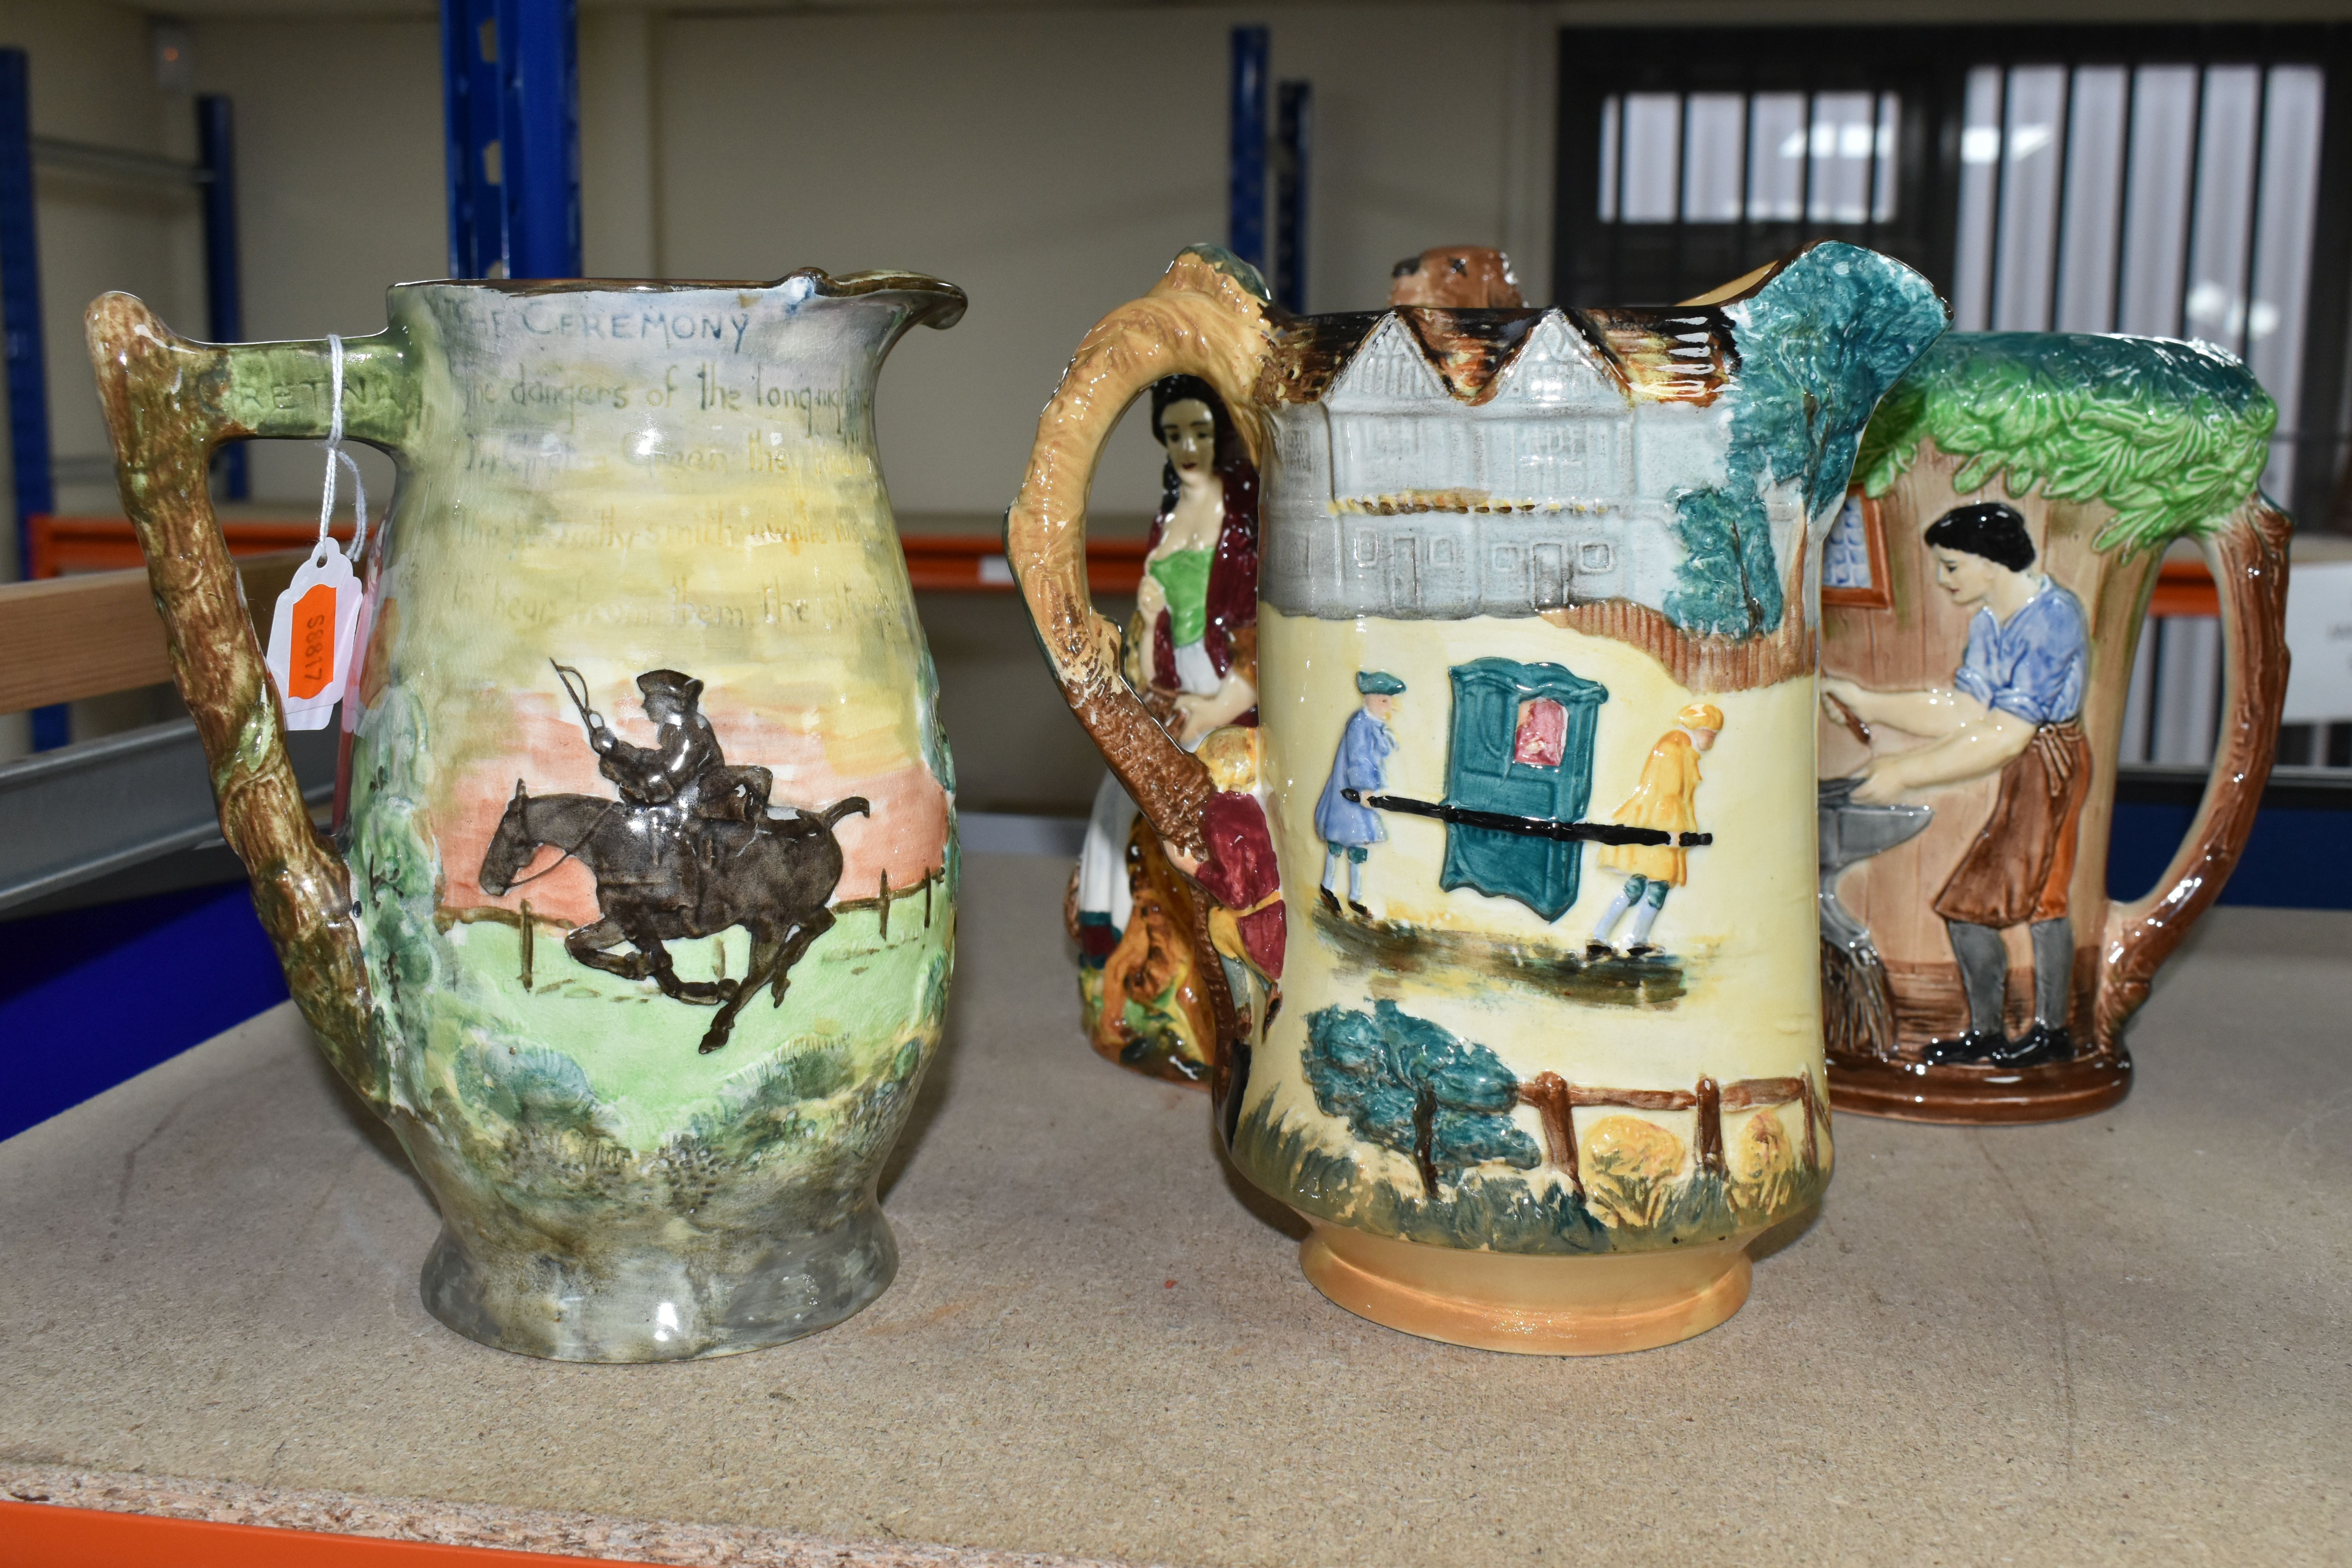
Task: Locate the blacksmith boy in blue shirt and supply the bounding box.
[1824,502,2092,1069]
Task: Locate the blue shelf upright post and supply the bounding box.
[0,48,62,751]
[441,0,579,279]
[196,94,246,501]
[1229,26,1269,275]
[496,0,579,279]
[1274,79,1312,314]
[442,0,504,277]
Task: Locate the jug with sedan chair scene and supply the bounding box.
[1011,241,1947,1353]
[1065,245,1533,1087]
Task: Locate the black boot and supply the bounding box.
[1990,918,2077,1067]
[1924,1030,2005,1065]
[1929,920,2011,1067]
[1990,1023,2075,1068]
[1318,886,1342,915]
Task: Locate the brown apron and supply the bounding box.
[1932,721,2092,928]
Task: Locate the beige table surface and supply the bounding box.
[4,853,2349,1567]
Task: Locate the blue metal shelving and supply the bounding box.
[0,49,61,752]
[1274,79,1311,314]
[441,0,580,279]
[1229,26,1268,274]
[196,93,246,501]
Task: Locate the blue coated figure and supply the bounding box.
[1315,671,1404,917]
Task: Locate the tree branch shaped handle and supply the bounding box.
[1003,250,1276,857]
[2094,503,2293,1048]
[84,292,412,1109]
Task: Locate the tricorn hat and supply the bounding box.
[636,669,704,706]
[1356,670,1406,696]
[1677,701,1724,732]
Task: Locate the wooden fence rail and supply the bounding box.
[834,863,944,938]
[434,863,946,989]
[1514,1071,1826,1202]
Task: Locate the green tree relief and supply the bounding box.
[1853,332,2278,554]
[1668,243,1947,637]
[1302,1000,1539,1196]
[1665,486,1781,638]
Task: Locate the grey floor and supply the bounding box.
[2,855,2348,1566]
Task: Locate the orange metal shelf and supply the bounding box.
[28,514,348,577]
[34,514,2211,610]
[29,516,1149,595]
[2147,555,2221,617]
[899,531,1147,592]
[0,1500,613,1567]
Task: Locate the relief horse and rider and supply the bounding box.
[476,662,871,1055]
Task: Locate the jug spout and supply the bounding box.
[760,268,965,400]
[87,292,407,1111]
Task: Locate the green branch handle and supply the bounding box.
[85,293,413,1109]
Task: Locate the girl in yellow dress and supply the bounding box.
[1587,702,1723,959]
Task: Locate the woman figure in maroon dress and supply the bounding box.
[1069,376,1263,1083]
[1127,376,1259,742]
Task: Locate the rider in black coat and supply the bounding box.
[589,670,771,826]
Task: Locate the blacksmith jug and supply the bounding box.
[1816,331,2291,1123]
[88,271,963,1361]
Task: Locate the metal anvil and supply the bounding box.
[1818,776,1933,955]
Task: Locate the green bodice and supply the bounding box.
[1149,545,1214,646]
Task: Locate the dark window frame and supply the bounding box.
[1553,23,2352,529]
[1820,491,1893,612]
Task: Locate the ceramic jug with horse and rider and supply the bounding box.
[88,268,965,1362]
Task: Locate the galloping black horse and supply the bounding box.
[479,784,870,1054]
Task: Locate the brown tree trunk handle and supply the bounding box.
[2094,503,2294,1049]
[84,292,411,1108]
[1004,250,1276,856]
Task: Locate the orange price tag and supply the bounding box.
[287,582,339,699]
[265,547,361,730]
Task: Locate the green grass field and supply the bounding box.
[438,900,951,1149]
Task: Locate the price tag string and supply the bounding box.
[315,333,371,566]
[265,334,368,730]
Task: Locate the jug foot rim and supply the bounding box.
[1826,1047,2132,1125]
[417,1210,897,1363]
[1298,1221,1751,1357]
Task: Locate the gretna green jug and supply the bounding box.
[1009,243,1945,1353]
[89,270,963,1361]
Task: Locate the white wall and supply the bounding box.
[186,16,446,505]
[158,5,1553,521]
[650,5,1552,520]
[0,0,203,532]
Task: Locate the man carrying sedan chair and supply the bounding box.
[1314,671,1405,918]
[1587,702,1723,960]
